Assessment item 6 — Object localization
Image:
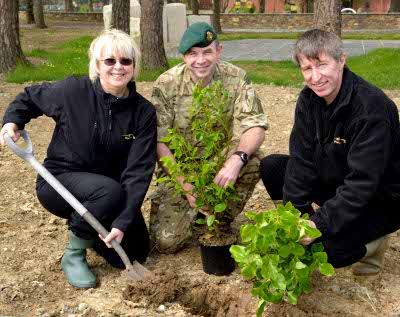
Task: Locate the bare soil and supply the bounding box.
[1,20,400,317]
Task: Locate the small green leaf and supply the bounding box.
[278,245,291,258]
[195,218,206,225]
[295,261,307,270]
[287,290,298,305]
[319,263,335,276]
[256,300,267,317]
[214,202,227,213]
[242,263,257,279]
[272,273,287,290]
[230,245,247,263]
[207,215,215,227]
[240,224,257,243]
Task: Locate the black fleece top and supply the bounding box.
[284,68,400,239]
[2,76,157,232]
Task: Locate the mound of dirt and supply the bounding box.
[123,267,256,317]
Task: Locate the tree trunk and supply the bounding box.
[33,0,47,29]
[296,0,307,12]
[389,0,400,11]
[213,0,222,33]
[140,0,168,71]
[192,0,199,14]
[26,0,35,24]
[0,0,29,73]
[112,0,130,34]
[65,0,73,12]
[313,0,341,37]
[259,0,266,12]
[88,0,93,12]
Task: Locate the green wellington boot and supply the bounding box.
[61,231,97,288]
[352,235,389,276]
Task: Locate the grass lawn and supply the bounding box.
[6,36,400,90]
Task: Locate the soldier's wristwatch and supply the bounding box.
[233,150,249,165]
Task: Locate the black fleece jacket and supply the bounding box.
[283,68,400,239]
[2,76,157,232]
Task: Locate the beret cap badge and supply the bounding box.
[206,31,214,43]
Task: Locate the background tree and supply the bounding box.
[213,0,222,33]
[192,0,199,14]
[26,0,35,24]
[259,0,266,12]
[65,0,73,11]
[313,0,341,37]
[140,0,168,71]
[33,0,47,29]
[88,0,94,12]
[112,0,130,34]
[389,0,400,11]
[0,0,29,73]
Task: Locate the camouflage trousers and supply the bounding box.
[149,158,260,254]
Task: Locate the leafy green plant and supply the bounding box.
[230,203,335,316]
[158,81,238,234]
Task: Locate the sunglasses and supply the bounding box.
[101,58,134,66]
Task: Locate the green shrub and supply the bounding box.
[158,81,239,235]
[230,203,335,316]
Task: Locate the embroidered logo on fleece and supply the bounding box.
[122,134,135,140]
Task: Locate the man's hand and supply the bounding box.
[299,220,317,246]
[0,123,20,146]
[99,228,124,248]
[214,154,243,188]
[182,182,196,208]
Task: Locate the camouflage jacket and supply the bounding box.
[151,61,268,150]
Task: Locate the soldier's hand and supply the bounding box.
[182,182,196,208]
[214,155,242,188]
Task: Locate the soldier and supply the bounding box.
[150,22,268,253]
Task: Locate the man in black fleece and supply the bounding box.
[260,29,400,275]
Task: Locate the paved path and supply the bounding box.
[168,39,400,60]
[220,39,400,61]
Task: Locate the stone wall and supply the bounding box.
[219,13,400,31]
[27,12,400,31]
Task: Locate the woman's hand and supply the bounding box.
[0,123,20,146]
[99,228,124,248]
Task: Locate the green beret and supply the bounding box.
[178,22,218,54]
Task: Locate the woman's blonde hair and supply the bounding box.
[88,29,141,82]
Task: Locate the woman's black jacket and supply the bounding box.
[283,68,400,239]
[2,76,157,232]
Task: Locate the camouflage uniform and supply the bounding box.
[150,61,268,253]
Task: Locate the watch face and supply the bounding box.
[235,151,248,163]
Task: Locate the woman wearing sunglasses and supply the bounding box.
[0,29,157,288]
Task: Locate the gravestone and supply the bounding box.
[187,15,212,26]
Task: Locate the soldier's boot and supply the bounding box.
[61,231,97,288]
[352,235,389,276]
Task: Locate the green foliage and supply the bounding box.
[158,81,238,233]
[230,203,334,316]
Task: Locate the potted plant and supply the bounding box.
[230,203,335,316]
[158,81,239,275]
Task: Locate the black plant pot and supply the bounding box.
[200,243,236,276]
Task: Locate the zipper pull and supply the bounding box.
[108,109,112,130]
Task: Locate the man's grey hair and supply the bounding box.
[293,29,345,66]
[88,29,141,82]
